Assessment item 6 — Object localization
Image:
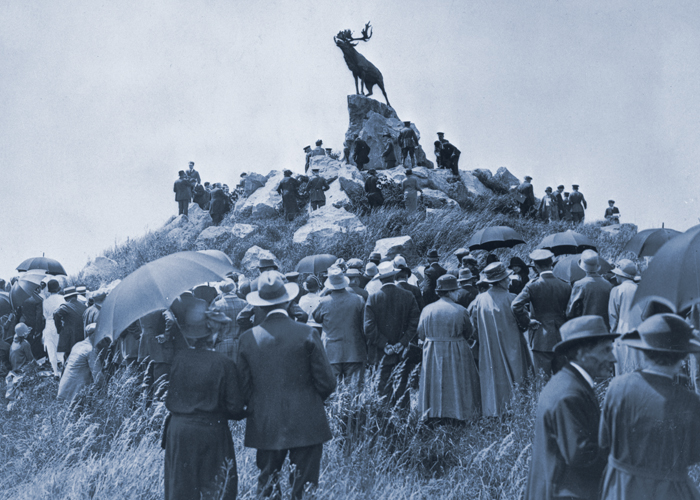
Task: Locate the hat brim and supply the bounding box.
[246,283,299,307]
[483,268,513,283]
[619,331,700,354]
[180,322,211,339]
[579,260,600,273]
[612,269,636,280]
[436,285,458,292]
[553,333,620,354]
[324,276,350,290]
[373,269,399,280]
[63,292,79,299]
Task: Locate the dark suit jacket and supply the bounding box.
[55,298,87,356]
[396,281,424,311]
[566,274,613,327]
[237,312,336,450]
[525,364,606,500]
[173,178,192,202]
[364,283,420,365]
[512,272,571,351]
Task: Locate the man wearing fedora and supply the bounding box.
[238,271,336,500]
[467,262,531,417]
[455,268,478,310]
[364,169,384,209]
[364,261,420,407]
[54,286,87,362]
[398,121,418,168]
[311,139,326,157]
[346,268,369,301]
[277,170,300,222]
[418,275,480,424]
[567,250,613,328]
[305,167,330,211]
[394,256,424,312]
[517,176,536,217]
[313,268,366,383]
[173,170,193,217]
[512,249,572,377]
[526,315,617,500]
[608,259,644,374]
[599,314,700,500]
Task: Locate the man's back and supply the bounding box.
[569,191,586,211]
[173,178,192,201]
[313,290,366,364]
[238,313,336,450]
[567,275,613,326]
[364,284,419,350]
[307,176,328,201]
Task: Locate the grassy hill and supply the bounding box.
[0,190,643,499]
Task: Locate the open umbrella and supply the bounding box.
[553,254,614,284]
[537,230,597,256]
[467,226,525,251]
[632,225,700,314]
[10,272,45,309]
[16,256,67,276]
[295,254,338,274]
[95,250,234,345]
[623,228,682,258]
[0,292,13,316]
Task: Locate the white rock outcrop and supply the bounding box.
[194,226,233,250]
[241,246,278,272]
[231,223,257,239]
[421,188,459,209]
[459,170,491,196]
[235,171,284,218]
[372,236,416,261]
[293,206,366,245]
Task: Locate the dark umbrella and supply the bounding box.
[0,292,13,316]
[295,254,338,274]
[623,228,682,258]
[16,256,67,276]
[95,250,234,345]
[553,254,614,284]
[537,230,597,256]
[10,272,45,309]
[632,225,700,314]
[467,226,525,252]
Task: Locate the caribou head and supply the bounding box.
[334,22,373,48]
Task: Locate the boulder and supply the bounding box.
[338,176,365,201]
[600,224,623,235]
[494,167,520,189]
[326,180,351,209]
[158,206,210,247]
[379,166,407,185]
[309,156,363,183]
[422,168,470,206]
[459,170,491,196]
[242,172,267,196]
[235,171,284,219]
[372,236,417,261]
[421,188,459,209]
[293,206,366,245]
[344,94,434,171]
[231,223,257,239]
[195,226,233,250]
[241,246,278,272]
[80,256,120,288]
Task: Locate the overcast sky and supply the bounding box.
[1,0,699,280]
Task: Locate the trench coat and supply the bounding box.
[600,371,700,500]
[57,337,102,401]
[567,273,613,327]
[237,312,336,450]
[306,175,329,204]
[608,280,644,374]
[277,176,300,218]
[312,289,366,364]
[467,286,530,417]
[417,298,480,421]
[402,176,421,212]
[525,363,606,500]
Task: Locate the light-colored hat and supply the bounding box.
[612,259,638,280]
[436,275,458,291]
[90,290,108,303]
[481,262,513,283]
[324,268,350,290]
[453,248,469,259]
[393,255,409,270]
[578,250,600,273]
[63,286,79,299]
[345,268,362,277]
[620,314,700,354]
[76,286,87,296]
[14,323,30,338]
[553,316,618,354]
[375,261,399,280]
[85,323,97,337]
[529,249,554,262]
[458,268,474,282]
[246,271,299,307]
[364,263,378,277]
[347,258,364,270]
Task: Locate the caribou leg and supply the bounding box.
[354,74,361,95]
[379,83,390,106]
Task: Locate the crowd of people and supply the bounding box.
[173,162,238,224]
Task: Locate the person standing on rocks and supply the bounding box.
[402,169,422,212]
[381,134,397,169]
[562,192,573,221]
[569,184,587,223]
[399,121,418,168]
[277,170,300,222]
[517,176,536,218]
[306,167,330,211]
[311,139,326,157]
[604,200,620,224]
[184,161,201,186]
[437,132,461,177]
[174,171,193,217]
[538,187,559,222]
[303,145,312,173]
[209,185,231,225]
[353,137,370,171]
[364,169,384,209]
[555,185,566,219]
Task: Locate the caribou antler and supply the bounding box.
[334,22,373,46]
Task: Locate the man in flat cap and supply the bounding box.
[399,121,418,168]
[306,167,330,211]
[517,176,536,218]
[569,185,587,223]
[525,316,616,500]
[303,146,312,173]
[311,139,326,157]
[512,249,572,376]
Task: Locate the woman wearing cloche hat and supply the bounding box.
[599,314,700,500]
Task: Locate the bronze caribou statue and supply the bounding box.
[334,22,390,106]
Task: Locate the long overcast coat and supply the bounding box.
[526,363,606,500]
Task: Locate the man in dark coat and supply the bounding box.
[138,309,173,389]
[381,134,396,169]
[364,169,384,209]
[277,170,300,222]
[184,161,201,186]
[455,268,478,309]
[555,185,566,220]
[353,137,370,171]
[364,262,420,408]
[174,170,193,216]
[238,272,336,500]
[569,184,587,223]
[306,167,329,211]
[54,287,87,362]
[192,184,211,210]
[525,316,617,500]
[512,249,572,376]
[566,250,613,327]
[421,261,447,307]
[303,145,312,172]
[398,121,418,168]
[437,132,461,177]
[209,186,231,225]
[517,176,536,218]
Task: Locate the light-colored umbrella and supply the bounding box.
[95,250,234,345]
